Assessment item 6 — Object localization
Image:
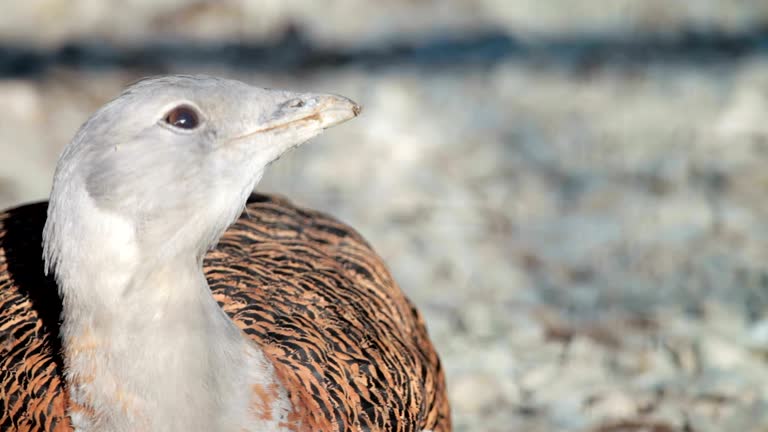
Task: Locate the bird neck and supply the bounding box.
[47,192,291,431]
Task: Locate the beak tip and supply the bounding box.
[352,103,363,117]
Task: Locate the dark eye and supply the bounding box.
[164,105,200,130]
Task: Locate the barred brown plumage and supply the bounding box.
[0,193,451,431]
[1,75,450,431]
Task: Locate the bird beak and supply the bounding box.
[223,90,361,169]
[300,93,362,130]
[229,93,362,143]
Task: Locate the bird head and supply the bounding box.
[44,75,360,273]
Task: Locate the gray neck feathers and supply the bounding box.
[42,175,289,431]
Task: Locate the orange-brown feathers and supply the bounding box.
[0,194,450,431]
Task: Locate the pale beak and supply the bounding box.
[305,94,362,129]
[225,91,362,168]
[230,93,362,142]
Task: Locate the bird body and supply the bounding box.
[0,76,450,431]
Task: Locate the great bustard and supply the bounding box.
[0,75,450,432]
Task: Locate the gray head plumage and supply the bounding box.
[36,75,361,431]
[43,75,360,281]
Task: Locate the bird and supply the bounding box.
[0,75,450,432]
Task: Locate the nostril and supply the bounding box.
[288,99,305,108]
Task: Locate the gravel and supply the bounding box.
[3,2,768,431]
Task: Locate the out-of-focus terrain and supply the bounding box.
[3,2,768,431]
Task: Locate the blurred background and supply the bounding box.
[3,1,768,431]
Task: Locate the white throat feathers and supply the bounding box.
[42,75,360,431]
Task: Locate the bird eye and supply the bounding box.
[164,105,200,130]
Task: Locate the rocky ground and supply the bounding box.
[3,0,768,47]
[3,2,768,432]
